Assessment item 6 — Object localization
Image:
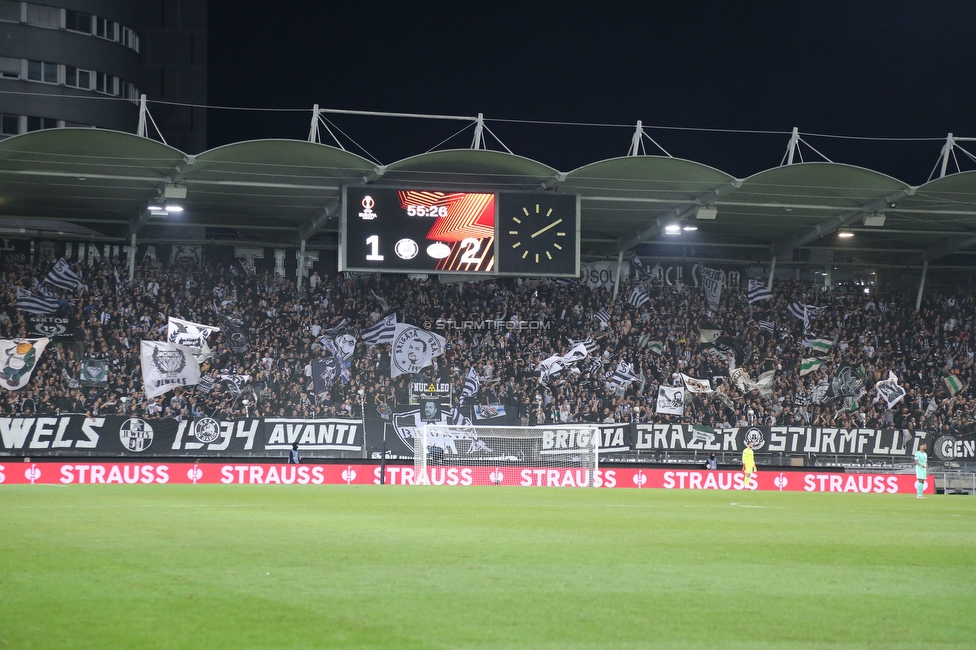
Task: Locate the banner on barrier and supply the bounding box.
[0,462,932,494]
[0,416,363,456]
[0,415,934,461]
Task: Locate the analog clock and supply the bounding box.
[497,193,579,276]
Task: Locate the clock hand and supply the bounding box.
[530,218,563,238]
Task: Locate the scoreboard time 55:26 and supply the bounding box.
[340,187,579,277]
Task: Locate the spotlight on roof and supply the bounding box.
[862,212,886,227]
[837,231,854,238]
[664,223,681,234]
[165,202,184,213]
[682,225,698,231]
[695,205,717,220]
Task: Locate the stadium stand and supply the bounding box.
[2,255,972,443]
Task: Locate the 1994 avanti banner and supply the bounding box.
[0,415,973,462]
[0,462,933,494]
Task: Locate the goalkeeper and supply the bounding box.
[742,441,757,487]
[914,443,928,499]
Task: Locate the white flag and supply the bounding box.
[680,373,713,394]
[699,267,724,311]
[0,337,50,391]
[390,324,446,378]
[656,385,685,415]
[167,316,220,362]
[873,371,906,409]
[140,341,201,399]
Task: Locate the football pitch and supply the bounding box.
[1,485,974,649]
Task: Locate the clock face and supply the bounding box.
[497,193,579,276]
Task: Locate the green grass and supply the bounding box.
[1,486,974,649]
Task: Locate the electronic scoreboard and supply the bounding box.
[340,187,579,277]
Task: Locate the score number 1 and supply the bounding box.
[365,235,384,261]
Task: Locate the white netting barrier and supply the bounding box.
[415,424,599,487]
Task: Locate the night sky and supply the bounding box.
[207,2,976,184]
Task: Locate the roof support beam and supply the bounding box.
[608,180,740,254]
[297,198,341,242]
[921,232,976,263]
[770,188,914,260]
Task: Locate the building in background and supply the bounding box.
[0,0,206,153]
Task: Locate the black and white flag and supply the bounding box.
[213,309,250,354]
[44,258,82,291]
[758,319,775,333]
[788,302,826,329]
[873,371,906,409]
[362,313,397,347]
[567,337,599,356]
[390,324,446,378]
[747,279,772,303]
[461,367,480,404]
[610,361,640,390]
[628,284,651,309]
[16,289,59,315]
[167,316,219,363]
[311,357,345,395]
[699,266,723,311]
[656,385,684,415]
[631,252,652,280]
[595,307,611,325]
[140,341,201,399]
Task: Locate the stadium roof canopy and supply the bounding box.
[3,128,976,271]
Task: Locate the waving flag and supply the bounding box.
[140,341,201,399]
[461,367,480,404]
[167,316,219,362]
[747,279,772,303]
[43,258,82,291]
[873,371,906,409]
[0,338,49,390]
[362,313,397,347]
[390,324,446,378]
[16,289,59,315]
[628,284,651,308]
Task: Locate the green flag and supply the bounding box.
[945,375,965,396]
[81,358,109,387]
[800,358,822,376]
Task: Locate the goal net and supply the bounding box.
[415,424,599,487]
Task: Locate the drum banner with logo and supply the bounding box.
[0,416,364,457]
[0,462,933,494]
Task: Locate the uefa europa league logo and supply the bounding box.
[341,466,356,484]
[633,470,647,488]
[187,466,203,484]
[25,464,41,484]
[489,468,504,485]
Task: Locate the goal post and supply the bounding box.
[415,424,600,487]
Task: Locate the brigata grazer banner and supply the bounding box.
[0,462,932,494]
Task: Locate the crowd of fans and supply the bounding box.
[1,255,975,437]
